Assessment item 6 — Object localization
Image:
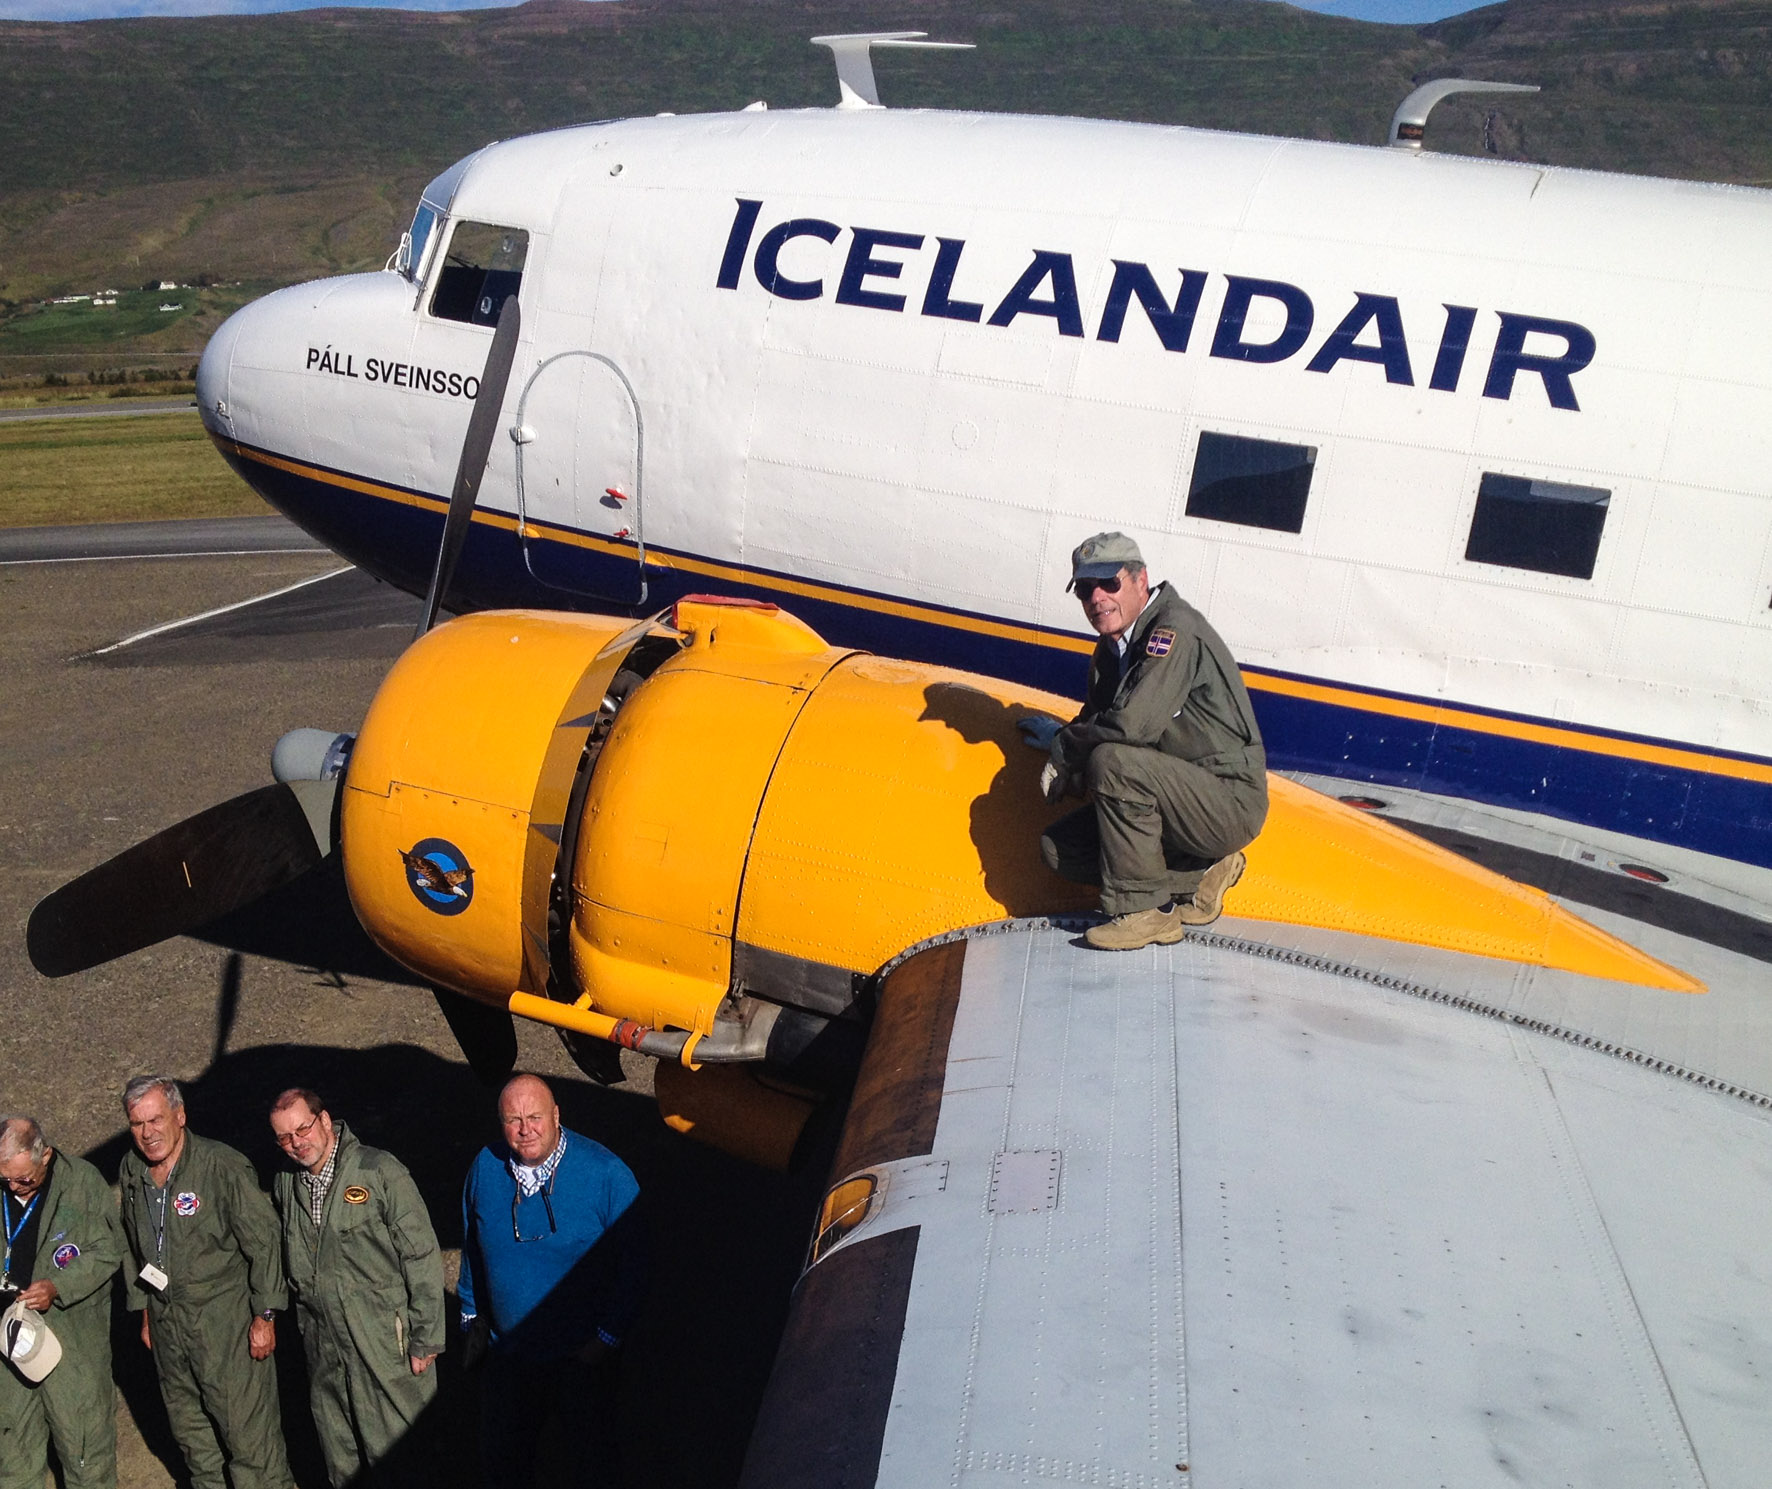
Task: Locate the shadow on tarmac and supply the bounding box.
[84,974,832,1488]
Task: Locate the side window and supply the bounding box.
[429,222,529,327]
[1185,432,1315,534]
[1464,473,1610,580]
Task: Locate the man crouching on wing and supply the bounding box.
[1023,532,1268,951]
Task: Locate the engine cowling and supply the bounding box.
[340,596,1701,1077]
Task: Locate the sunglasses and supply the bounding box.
[1073,575,1124,599]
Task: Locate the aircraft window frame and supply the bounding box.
[399,151,479,287]
[1464,472,1611,581]
[1184,431,1317,535]
[403,202,444,284]
[428,221,530,328]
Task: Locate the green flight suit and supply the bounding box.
[273,1124,443,1488]
[1044,581,1269,914]
[0,1151,122,1489]
[118,1133,292,1489]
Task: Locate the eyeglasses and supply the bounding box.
[512,1182,558,1243]
[1074,575,1123,599]
[274,1113,322,1151]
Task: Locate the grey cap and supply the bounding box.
[1067,531,1145,590]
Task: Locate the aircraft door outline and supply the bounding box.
[514,350,648,605]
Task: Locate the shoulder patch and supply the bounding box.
[51,1243,80,1269]
[342,1186,369,1205]
[172,1191,200,1217]
[1145,627,1177,658]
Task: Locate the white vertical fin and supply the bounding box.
[1388,78,1540,149]
[810,31,975,110]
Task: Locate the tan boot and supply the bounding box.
[1085,903,1187,951]
[1174,850,1246,926]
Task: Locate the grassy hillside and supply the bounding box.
[1,0,1768,365]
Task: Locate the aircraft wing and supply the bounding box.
[742,880,1772,1487]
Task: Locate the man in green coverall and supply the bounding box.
[269,1088,444,1488]
[117,1076,293,1489]
[0,1115,122,1489]
[1027,532,1269,951]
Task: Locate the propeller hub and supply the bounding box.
[272,729,355,784]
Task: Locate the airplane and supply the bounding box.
[26,32,1772,1488]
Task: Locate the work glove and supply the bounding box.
[1039,760,1067,803]
[1017,716,1062,750]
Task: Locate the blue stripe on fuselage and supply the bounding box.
[219,440,1772,871]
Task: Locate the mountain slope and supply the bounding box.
[0,0,1766,313]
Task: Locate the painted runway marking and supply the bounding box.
[0,547,328,567]
[87,566,354,656]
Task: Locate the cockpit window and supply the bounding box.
[405,203,442,282]
[429,222,529,327]
[399,152,478,284]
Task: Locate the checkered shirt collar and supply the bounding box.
[302,1138,338,1227]
[508,1129,566,1197]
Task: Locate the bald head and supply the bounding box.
[498,1074,560,1165]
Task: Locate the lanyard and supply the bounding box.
[3,1193,40,1283]
[150,1186,169,1267]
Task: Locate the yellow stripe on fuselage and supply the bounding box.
[213,434,1772,789]
[1247,673,1772,787]
[213,436,1094,657]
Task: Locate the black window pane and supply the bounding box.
[1465,473,1610,580]
[1186,432,1315,533]
[430,222,529,326]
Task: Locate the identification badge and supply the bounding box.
[138,1263,169,1292]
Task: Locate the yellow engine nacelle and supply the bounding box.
[341,597,1094,1049]
[341,597,1699,1068]
[341,609,641,1002]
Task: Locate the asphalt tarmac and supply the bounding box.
[0,534,823,1488]
[0,400,197,423]
[0,514,325,564]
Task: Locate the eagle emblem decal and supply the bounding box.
[401,839,475,916]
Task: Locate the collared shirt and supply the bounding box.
[508,1130,566,1198]
[303,1139,338,1228]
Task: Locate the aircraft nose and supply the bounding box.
[194,295,244,439]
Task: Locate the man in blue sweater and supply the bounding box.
[460,1073,641,1488]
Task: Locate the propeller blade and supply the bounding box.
[26,783,328,977]
[431,987,519,1087]
[416,293,523,638]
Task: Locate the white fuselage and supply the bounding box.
[197,107,1772,864]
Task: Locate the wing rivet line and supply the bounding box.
[1189,929,1772,1111]
[868,917,1772,1112]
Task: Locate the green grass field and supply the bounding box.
[3,291,202,349]
[0,410,269,527]
[0,284,258,358]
